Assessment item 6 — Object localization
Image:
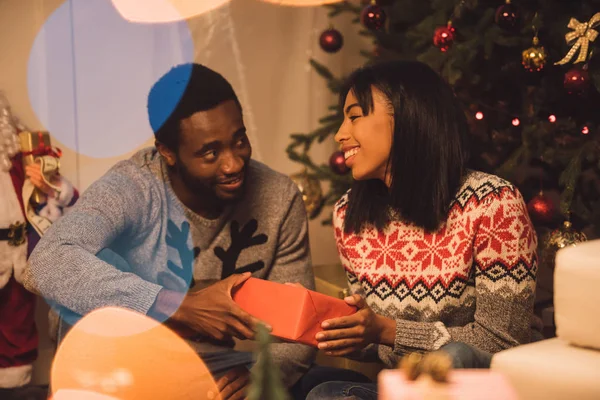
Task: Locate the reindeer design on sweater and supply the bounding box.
[163,218,268,288]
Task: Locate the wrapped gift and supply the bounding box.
[492,338,600,400]
[19,130,61,204]
[233,278,356,347]
[378,369,517,400]
[555,239,600,350]
[19,130,52,165]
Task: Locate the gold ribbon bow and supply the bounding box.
[555,13,600,65]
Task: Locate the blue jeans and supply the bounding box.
[290,364,372,400]
[306,342,492,400]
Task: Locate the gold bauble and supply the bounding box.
[290,169,323,219]
[538,221,587,296]
[542,220,587,254]
[522,37,547,72]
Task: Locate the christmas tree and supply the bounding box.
[246,324,290,400]
[286,0,600,244]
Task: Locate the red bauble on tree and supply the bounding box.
[527,191,556,224]
[319,28,343,53]
[495,0,521,32]
[361,4,387,31]
[433,24,455,52]
[564,67,590,94]
[329,151,350,175]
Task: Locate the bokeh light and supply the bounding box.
[27,0,194,158]
[111,0,231,23]
[51,307,220,400]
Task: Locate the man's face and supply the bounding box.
[173,100,251,202]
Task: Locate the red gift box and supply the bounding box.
[233,278,356,347]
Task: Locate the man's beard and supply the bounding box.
[176,161,244,205]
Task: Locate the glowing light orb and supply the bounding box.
[51,307,220,400]
[111,0,231,23]
[27,0,193,158]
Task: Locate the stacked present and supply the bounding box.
[492,239,600,400]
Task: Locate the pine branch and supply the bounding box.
[309,58,335,81]
[247,324,290,400]
[496,145,530,179]
[559,146,585,218]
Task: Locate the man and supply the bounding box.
[0,93,77,399]
[25,63,319,399]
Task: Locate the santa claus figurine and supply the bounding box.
[0,93,78,398]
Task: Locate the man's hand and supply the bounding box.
[216,367,251,400]
[172,272,265,341]
[315,294,395,356]
[25,163,59,196]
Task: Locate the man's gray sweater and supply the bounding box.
[25,148,316,386]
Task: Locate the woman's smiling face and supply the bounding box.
[335,87,394,185]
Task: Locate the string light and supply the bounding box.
[468,101,565,128]
[582,125,589,135]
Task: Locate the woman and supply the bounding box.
[307,60,538,399]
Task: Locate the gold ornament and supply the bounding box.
[555,13,600,65]
[522,36,547,72]
[540,220,587,274]
[290,169,323,219]
[537,220,587,302]
[543,220,587,251]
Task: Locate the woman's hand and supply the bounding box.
[315,294,396,356]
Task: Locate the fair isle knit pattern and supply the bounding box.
[333,171,538,367]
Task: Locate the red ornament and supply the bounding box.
[564,67,590,94]
[495,0,521,31]
[527,192,555,224]
[433,25,455,52]
[361,4,387,31]
[319,28,343,53]
[329,151,350,175]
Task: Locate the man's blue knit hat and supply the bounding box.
[147,63,238,138]
[147,63,193,133]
